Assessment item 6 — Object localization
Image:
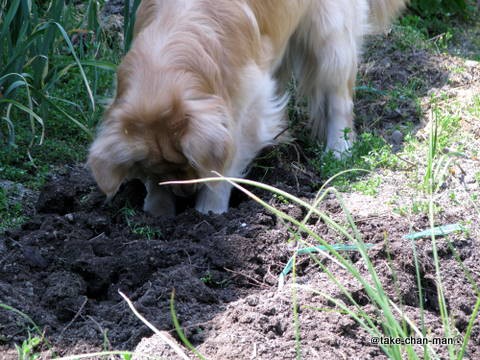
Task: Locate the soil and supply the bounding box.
[1,11,480,360]
[1,153,479,359]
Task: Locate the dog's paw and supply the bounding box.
[143,186,176,217]
[326,129,356,158]
[326,138,353,158]
[195,185,230,214]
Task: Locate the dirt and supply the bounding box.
[0,158,322,358]
[1,12,480,360]
[1,154,479,359]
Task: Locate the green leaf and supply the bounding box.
[403,223,464,240]
[280,243,375,279]
[36,21,95,111]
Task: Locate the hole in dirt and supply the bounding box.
[72,264,116,301]
[80,273,111,300]
[115,179,196,215]
[174,193,196,213]
[351,289,370,306]
[421,276,442,313]
[113,180,147,210]
[113,146,298,216]
[229,187,249,208]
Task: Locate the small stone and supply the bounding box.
[64,213,74,222]
[464,174,476,184]
[238,314,254,324]
[266,330,276,339]
[391,130,403,145]
[86,215,108,230]
[247,296,259,307]
[262,307,276,316]
[23,246,48,269]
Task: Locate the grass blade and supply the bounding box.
[38,21,95,111]
[170,290,206,360]
[118,290,191,360]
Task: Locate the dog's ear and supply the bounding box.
[180,96,233,177]
[87,117,147,198]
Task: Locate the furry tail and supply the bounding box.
[368,0,408,33]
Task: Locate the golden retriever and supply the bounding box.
[88,0,407,215]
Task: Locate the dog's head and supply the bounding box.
[87,80,233,200]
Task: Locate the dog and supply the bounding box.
[88,0,407,215]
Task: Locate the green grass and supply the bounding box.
[0,302,48,359]
[469,95,480,120]
[121,205,163,240]
[0,0,117,189]
[351,175,382,196]
[0,59,115,188]
[15,335,42,360]
[306,132,397,192]
[306,8,478,200]
[0,0,119,233]
[200,271,230,288]
[0,186,26,233]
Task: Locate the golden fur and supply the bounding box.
[88,0,407,215]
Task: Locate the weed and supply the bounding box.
[15,335,42,360]
[123,0,141,52]
[0,0,116,186]
[411,0,470,16]
[200,272,213,284]
[475,172,480,185]
[121,206,163,240]
[0,186,26,233]
[351,175,382,196]
[200,271,230,288]
[309,132,397,189]
[131,225,163,240]
[0,303,51,358]
[273,193,290,205]
[407,0,472,35]
[411,200,429,215]
[469,95,480,120]
[390,21,430,51]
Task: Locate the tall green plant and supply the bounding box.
[123,0,141,52]
[0,0,115,151]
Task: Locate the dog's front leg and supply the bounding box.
[195,182,232,214]
[325,85,356,157]
[143,178,176,216]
